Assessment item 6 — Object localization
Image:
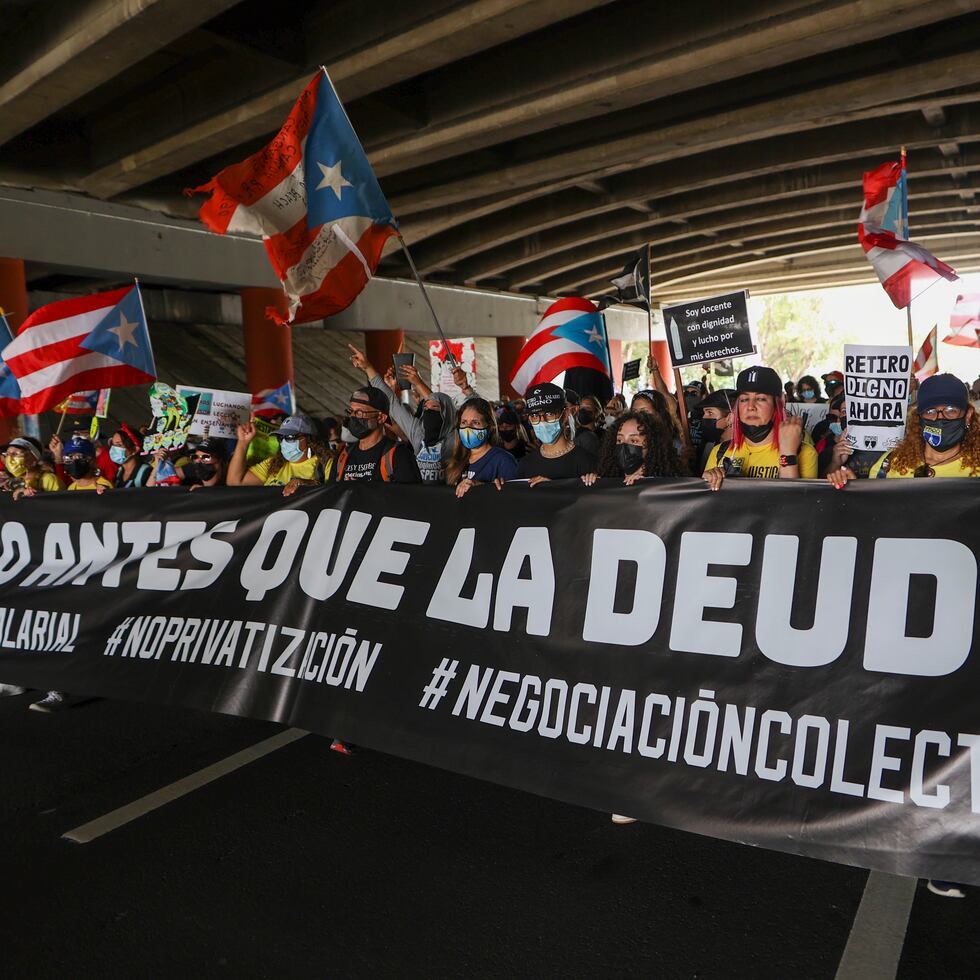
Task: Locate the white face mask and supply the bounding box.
[604,414,616,428]
[340,426,358,444]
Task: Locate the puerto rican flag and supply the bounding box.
[251,380,294,418]
[913,325,939,380]
[509,297,612,395]
[944,293,980,347]
[1,285,155,414]
[189,71,397,326]
[858,159,958,309]
[53,389,108,415]
[0,313,20,418]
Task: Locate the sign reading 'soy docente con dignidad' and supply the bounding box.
[1,480,979,883]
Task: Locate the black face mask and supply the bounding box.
[183,462,217,484]
[346,416,375,440]
[922,416,966,452]
[740,420,774,443]
[421,409,442,447]
[615,442,644,475]
[65,458,91,480]
[577,409,595,426]
[700,418,721,442]
[498,426,517,443]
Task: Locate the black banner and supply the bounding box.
[1,480,979,883]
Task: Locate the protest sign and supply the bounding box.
[430,338,476,397]
[663,291,754,367]
[177,386,252,439]
[3,480,980,885]
[843,344,912,451]
[785,401,829,433]
[622,359,641,383]
[143,384,199,452]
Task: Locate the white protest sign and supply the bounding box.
[785,401,829,434]
[843,344,913,452]
[176,385,252,439]
[430,338,477,398]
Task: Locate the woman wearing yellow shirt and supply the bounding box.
[227,413,330,494]
[828,374,980,486]
[702,366,817,489]
[5,437,64,498]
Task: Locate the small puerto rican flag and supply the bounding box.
[189,70,397,326]
[251,380,294,418]
[913,325,939,381]
[944,293,980,348]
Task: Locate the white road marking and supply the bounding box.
[62,727,309,844]
[835,871,917,980]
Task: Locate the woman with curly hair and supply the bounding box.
[581,411,683,487]
[228,413,331,495]
[796,374,825,404]
[828,374,980,486]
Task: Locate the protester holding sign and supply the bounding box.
[229,414,329,492]
[581,411,683,486]
[451,398,519,497]
[702,366,816,488]
[332,388,420,483]
[829,374,980,485]
[516,383,596,483]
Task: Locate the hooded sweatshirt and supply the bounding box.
[369,377,457,484]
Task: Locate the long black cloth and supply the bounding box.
[1,479,979,883]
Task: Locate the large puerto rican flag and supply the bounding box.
[189,71,397,326]
[509,297,612,395]
[858,160,958,309]
[944,293,980,347]
[1,285,155,414]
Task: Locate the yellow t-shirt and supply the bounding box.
[26,472,65,492]
[704,437,818,479]
[68,476,114,491]
[868,452,979,479]
[248,454,329,487]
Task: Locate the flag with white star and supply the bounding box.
[188,70,397,326]
[509,297,612,395]
[1,284,156,414]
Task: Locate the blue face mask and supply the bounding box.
[109,445,129,465]
[532,419,562,445]
[460,427,489,450]
[829,422,843,438]
[800,389,816,401]
[280,439,306,463]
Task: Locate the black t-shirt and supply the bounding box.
[335,437,421,482]
[574,428,601,458]
[517,445,596,480]
[498,438,527,460]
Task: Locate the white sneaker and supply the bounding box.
[611,814,638,825]
[29,691,70,713]
[0,684,26,696]
[927,880,967,898]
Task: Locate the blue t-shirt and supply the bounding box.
[463,447,518,483]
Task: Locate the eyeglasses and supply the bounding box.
[190,452,214,461]
[920,406,966,422]
[527,411,562,424]
[64,454,90,463]
[280,434,304,442]
[349,409,379,419]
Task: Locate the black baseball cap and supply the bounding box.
[736,366,782,396]
[699,388,737,413]
[524,383,565,414]
[351,386,390,414]
[193,438,227,460]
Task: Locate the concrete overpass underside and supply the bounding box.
[2,0,979,309]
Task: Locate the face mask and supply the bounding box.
[532,419,562,445]
[183,462,217,484]
[108,445,129,465]
[280,439,307,462]
[700,419,721,442]
[605,414,616,428]
[421,409,443,446]
[498,426,517,443]
[346,416,375,440]
[328,440,339,452]
[5,456,27,478]
[66,458,91,480]
[460,427,489,450]
[740,420,774,443]
[922,416,966,451]
[829,421,843,438]
[615,443,644,475]
[340,426,357,444]
[800,389,816,401]
[577,409,594,426]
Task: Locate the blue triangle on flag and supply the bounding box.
[552,311,612,374]
[304,73,396,230]
[79,285,155,376]
[0,314,20,401]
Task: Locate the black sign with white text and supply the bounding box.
[663,290,755,367]
[1,481,979,883]
[622,358,641,383]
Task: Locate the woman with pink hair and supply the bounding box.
[701,366,817,489]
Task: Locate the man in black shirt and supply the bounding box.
[333,386,421,483]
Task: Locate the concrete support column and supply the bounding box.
[651,340,674,391]
[496,335,525,401]
[365,329,405,381]
[0,258,28,443]
[241,288,293,395]
[607,339,623,392]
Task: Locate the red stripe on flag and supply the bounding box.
[509,328,558,379]
[526,351,609,389]
[18,286,131,330]
[5,335,88,379]
[17,365,153,415]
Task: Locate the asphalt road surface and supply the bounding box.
[1,692,976,979]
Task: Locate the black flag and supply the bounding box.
[596,247,650,311]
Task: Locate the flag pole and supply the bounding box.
[901,146,914,348]
[645,242,654,357]
[396,233,459,369]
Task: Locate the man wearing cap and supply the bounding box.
[516,382,596,482]
[333,387,421,483]
[229,413,329,490]
[702,366,816,487]
[829,373,980,484]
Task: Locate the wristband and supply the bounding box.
[779,454,798,467]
